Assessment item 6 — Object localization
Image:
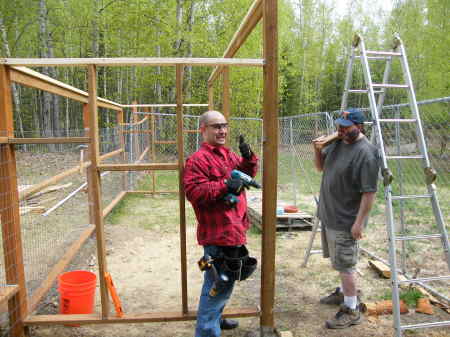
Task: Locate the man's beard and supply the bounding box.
[344,129,360,143]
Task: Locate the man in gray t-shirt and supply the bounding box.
[313,108,379,329]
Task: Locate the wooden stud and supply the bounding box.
[260,0,278,330]
[87,65,109,318]
[2,57,264,68]
[7,137,89,144]
[10,66,121,111]
[0,65,27,337]
[83,103,96,226]
[176,64,188,314]
[24,307,260,325]
[222,67,231,146]
[97,163,178,172]
[0,286,19,305]
[102,191,127,218]
[208,84,214,110]
[117,109,127,191]
[208,0,263,85]
[121,103,208,108]
[150,110,156,193]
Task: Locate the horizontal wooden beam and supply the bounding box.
[0,137,8,143]
[8,137,90,144]
[0,285,19,305]
[28,225,95,313]
[154,140,176,144]
[99,148,123,162]
[122,104,208,108]
[102,191,126,218]
[9,67,122,111]
[208,0,263,84]
[98,163,178,171]
[3,58,264,68]
[24,307,260,325]
[120,116,148,126]
[184,130,200,134]
[126,191,178,194]
[122,130,152,134]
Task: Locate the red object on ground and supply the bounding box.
[284,205,299,213]
[105,272,124,318]
[58,270,96,315]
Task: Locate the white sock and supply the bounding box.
[344,296,357,310]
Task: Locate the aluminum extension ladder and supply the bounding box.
[342,33,450,336]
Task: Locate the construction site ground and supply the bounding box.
[30,193,450,337]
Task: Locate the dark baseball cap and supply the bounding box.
[335,107,365,127]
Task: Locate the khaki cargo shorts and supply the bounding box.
[321,225,359,273]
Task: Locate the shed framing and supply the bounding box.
[0,0,278,335]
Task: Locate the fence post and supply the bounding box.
[289,118,297,205]
[261,0,278,333]
[83,103,95,225]
[87,64,109,318]
[0,65,27,337]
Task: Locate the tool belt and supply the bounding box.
[218,245,257,282]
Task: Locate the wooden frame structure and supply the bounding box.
[0,0,278,335]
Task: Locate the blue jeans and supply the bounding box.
[195,245,235,337]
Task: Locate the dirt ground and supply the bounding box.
[29,195,450,337]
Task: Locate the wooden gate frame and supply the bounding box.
[0,0,278,334]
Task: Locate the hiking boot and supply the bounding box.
[325,304,363,329]
[320,287,344,305]
[320,287,363,306]
[220,318,239,330]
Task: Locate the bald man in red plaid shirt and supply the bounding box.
[184,110,258,337]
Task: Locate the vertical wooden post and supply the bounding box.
[87,65,109,318]
[208,84,214,110]
[83,104,95,225]
[0,65,26,337]
[176,65,188,314]
[222,67,231,146]
[150,109,156,193]
[116,109,126,191]
[132,102,139,163]
[261,0,278,333]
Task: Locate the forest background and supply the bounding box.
[0,0,448,138]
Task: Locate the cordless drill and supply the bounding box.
[224,169,261,206]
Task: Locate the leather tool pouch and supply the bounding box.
[219,245,257,281]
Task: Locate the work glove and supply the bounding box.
[225,178,244,195]
[239,135,253,160]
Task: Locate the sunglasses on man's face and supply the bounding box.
[207,123,228,130]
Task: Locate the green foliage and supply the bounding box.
[0,0,448,135]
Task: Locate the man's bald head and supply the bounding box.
[199,110,228,146]
[199,110,226,127]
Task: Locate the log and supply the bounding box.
[365,300,409,316]
[369,259,391,278]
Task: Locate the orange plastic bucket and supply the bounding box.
[58,270,96,315]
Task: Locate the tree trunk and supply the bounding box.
[185,0,195,101]
[39,0,54,140]
[0,16,25,138]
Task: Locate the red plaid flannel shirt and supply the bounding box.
[183,142,259,246]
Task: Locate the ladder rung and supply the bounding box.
[400,320,450,331]
[378,118,417,123]
[372,83,409,89]
[386,155,423,160]
[397,275,450,284]
[366,50,402,57]
[355,56,392,60]
[391,194,432,200]
[310,250,322,255]
[348,89,383,94]
[395,234,443,241]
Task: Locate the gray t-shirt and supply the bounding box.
[318,136,379,232]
